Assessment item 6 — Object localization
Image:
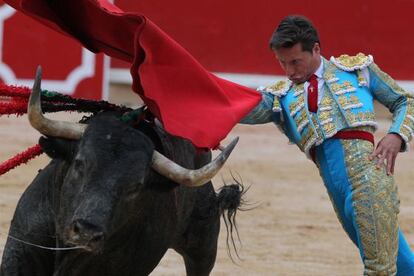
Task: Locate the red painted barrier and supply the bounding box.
[2,0,412,100]
[113,0,414,80]
[0,2,108,100]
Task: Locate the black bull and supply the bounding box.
[1,74,244,276]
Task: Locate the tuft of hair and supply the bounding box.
[269,15,320,53]
[217,173,252,263]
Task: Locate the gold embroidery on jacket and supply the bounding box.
[357,70,368,87]
[272,97,281,112]
[331,53,373,71]
[264,80,292,96]
[293,83,305,97]
[318,89,339,138]
[336,53,370,68]
[345,111,376,128]
[319,110,331,122]
[299,128,314,150]
[331,81,357,95]
[325,71,339,83]
[289,96,305,117]
[294,110,308,133]
[337,95,364,110]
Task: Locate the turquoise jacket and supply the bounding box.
[242,53,414,158]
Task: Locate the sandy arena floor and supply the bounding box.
[1,86,413,275]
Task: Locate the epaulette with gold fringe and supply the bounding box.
[330,53,373,72]
[257,79,292,97]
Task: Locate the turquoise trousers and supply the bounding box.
[315,138,414,275]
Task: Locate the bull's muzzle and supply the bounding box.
[29,66,238,187]
[66,219,105,252]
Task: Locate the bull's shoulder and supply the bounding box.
[329,53,373,71]
[152,120,210,167]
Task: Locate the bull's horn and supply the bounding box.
[151,137,239,187]
[28,66,86,139]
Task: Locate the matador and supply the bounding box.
[242,15,414,275]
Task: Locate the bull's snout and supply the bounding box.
[66,219,105,252]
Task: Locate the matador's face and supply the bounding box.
[273,42,321,84]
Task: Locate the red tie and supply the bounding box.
[307,74,318,113]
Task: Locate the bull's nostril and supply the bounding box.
[72,221,82,234]
[70,219,104,245]
[90,232,104,243]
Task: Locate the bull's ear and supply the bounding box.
[39,136,78,161]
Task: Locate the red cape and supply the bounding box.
[4,0,261,149]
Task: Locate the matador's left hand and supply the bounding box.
[369,133,403,175]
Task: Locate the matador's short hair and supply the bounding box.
[269,15,320,53]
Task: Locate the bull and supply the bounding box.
[0,68,244,276]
